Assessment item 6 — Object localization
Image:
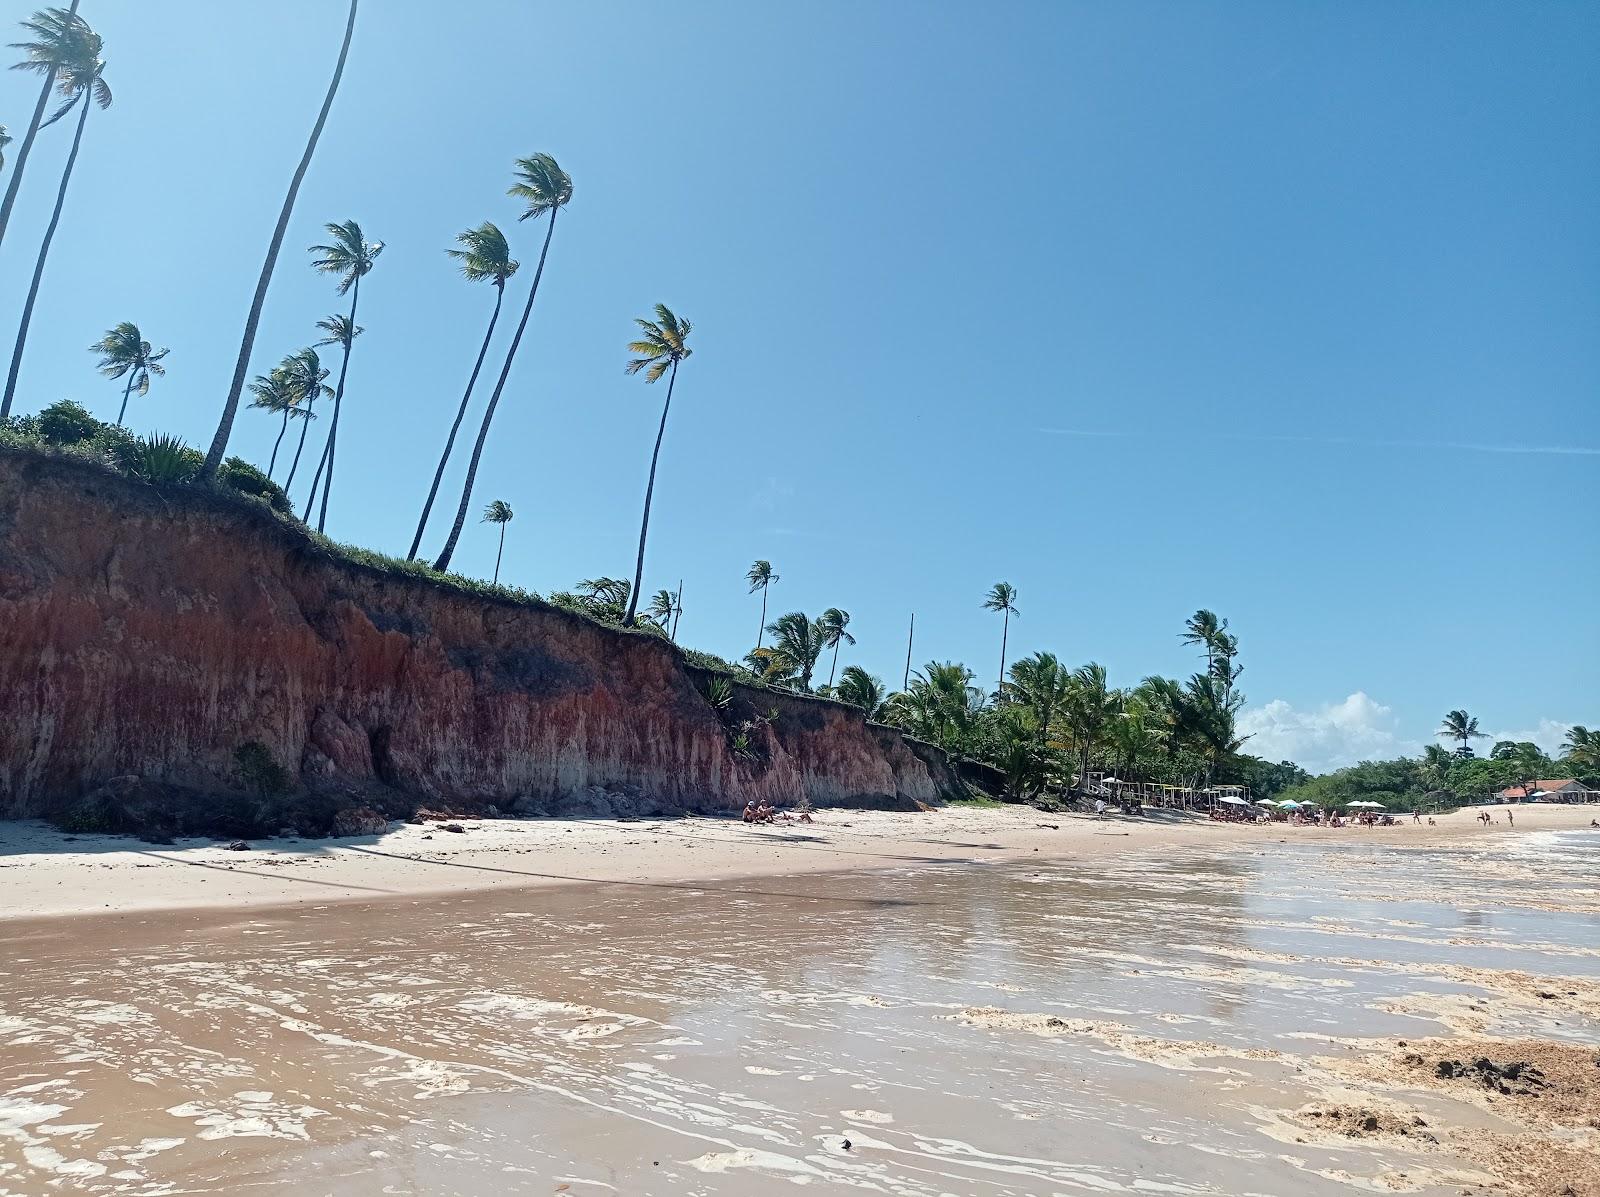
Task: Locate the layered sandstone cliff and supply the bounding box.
[0,448,959,828]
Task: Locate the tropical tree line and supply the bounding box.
[1274,719,1599,812]
[0,4,699,623]
[732,580,1258,800]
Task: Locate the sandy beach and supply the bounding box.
[2,801,1592,922]
[2,803,1596,1196]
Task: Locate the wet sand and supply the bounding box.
[1,802,1591,921]
[1,808,1596,1195]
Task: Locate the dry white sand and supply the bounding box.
[0,800,1593,921]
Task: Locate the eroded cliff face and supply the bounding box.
[0,449,959,825]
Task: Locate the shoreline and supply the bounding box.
[2,801,1593,925]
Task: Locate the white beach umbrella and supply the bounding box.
[1218,795,1249,806]
[1255,799,1278,807]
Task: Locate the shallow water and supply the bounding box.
[1,830,1595,1195]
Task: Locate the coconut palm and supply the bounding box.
[835,666,888,720]
[983,582,1019,693]
[760,612,825,692]
[406,222,518,560]
[0,3,83,254]
[299,312,365,523]
[275,348,333,492]
[1437,709,1486,758]
[481,499,513,584]
[1063,663,1120,792]
[621,303,693,626]
[433,153,572,572]
[646,588,678,634]
[247,366,312,481]
[202,0,359,479]
[896,662,985,756]
[298,221,381,530]
[1561,726,1598,771]
[817,607,855,688]
[747,560,778,650]
[89,322,168,426]
[1181,609,1228,673]
[1183,672,1248,786]
[0,9,108,418]
[1004,651,1072,750]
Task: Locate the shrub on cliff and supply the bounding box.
[35,399,100,445]
[131,433,202,483]
[217,456,293,514]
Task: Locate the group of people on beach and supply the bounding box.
[741,799,811,825]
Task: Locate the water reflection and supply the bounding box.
[0,833,1594,1195]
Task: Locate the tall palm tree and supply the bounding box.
[433,153,572,572]
[747,560,778,650]
[89,322,168,425]
[1184,672,1248,786]
[1181,609,1228,673]
[299,315,364,515]
[621,303,693,626]
[276,348,332,493]
[0,3,83,254]
[836,666,888,720]
[247,366,311,481]
[983,582,1019,694]
[299,313,364,523]
[759,612,825,692]
[1064,663,1120,792]
[817,607,855,688]
[0,10,108,419]
[202,0,359,480]
[481,499,513,584]
[1437,709,1486,758]
[406,222,518,560]
[299,221,381,531]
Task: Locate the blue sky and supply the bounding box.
[1,1,1594,772]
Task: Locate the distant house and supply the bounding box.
[1494,779,1598,803]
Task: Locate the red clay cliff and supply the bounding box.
[0,448,958,830]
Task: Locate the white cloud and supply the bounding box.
[1483,719,1573,758]
[1237,692,1415,773]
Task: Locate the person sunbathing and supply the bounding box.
[755,802,776,823]
[742,800,758,823]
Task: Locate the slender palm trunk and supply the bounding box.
[407,282,504,559]
[434,207,559,573]
[492,522,505,584]
[903,613,915,691]
[304,275,360,530]
[622,358,678,627]
[755,586,768,651]
[670,580,683,642]
[282,395,316,491]
[202,0,358,479]
[998,608,1009,694]
[268,409,289,479]
[0,0,79,255]
[115,371,135,426]
[1,89,91,419]
[828,641,841,688]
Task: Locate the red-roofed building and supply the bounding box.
[1493,779,1598,803]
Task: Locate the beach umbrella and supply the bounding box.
[1218,795,1249,806]
[1279,800,1301,809]
[1255,799,1277,807]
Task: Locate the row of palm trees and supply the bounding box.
[2,4,697,625]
